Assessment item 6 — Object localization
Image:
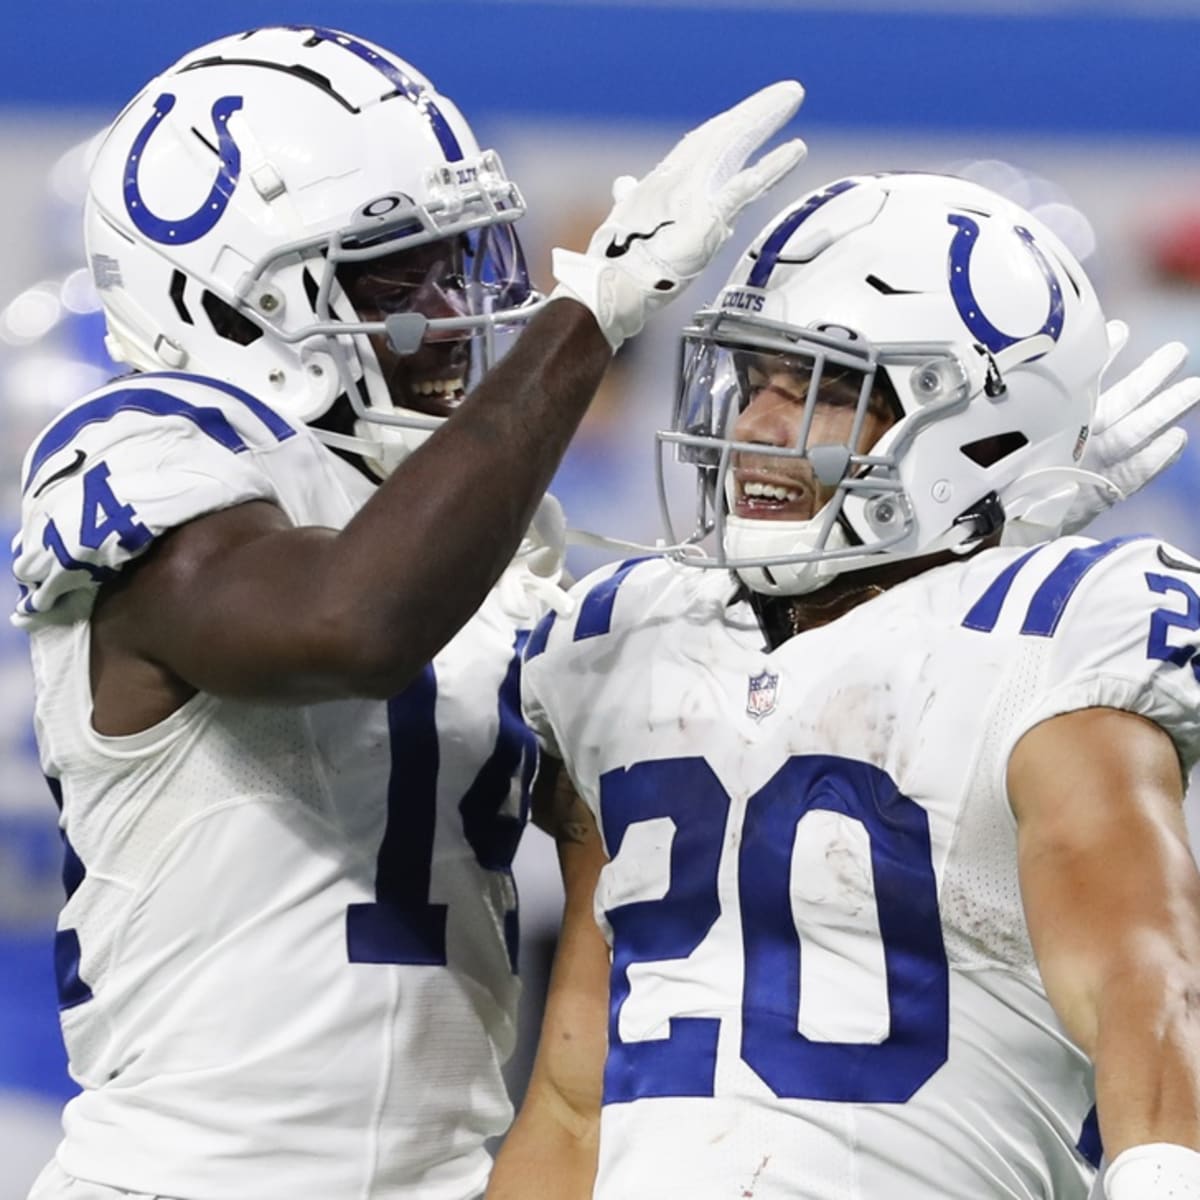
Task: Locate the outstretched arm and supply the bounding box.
[1009,707,1200,1196]
[487,758,609,1199]
[94,299,610,716]
[88,82,807,729]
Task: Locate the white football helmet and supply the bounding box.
[658,172,1109,594]
[84,25,541,476]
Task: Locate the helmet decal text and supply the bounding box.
[91,254,123,291]
[123,93,244,246]
[947,214,1065,354]
[720,289,765,313]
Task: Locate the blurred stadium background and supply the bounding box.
[2,2,1199,1193]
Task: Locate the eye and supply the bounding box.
[746,364,769,392]
[818,391,857,411]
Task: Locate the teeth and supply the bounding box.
[414,376,465,396]
[743,481,800,502]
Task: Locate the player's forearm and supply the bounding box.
[489,798,607,1199]
[487,1088,600,1200]
[323,297,609,693]
[1091,950,1200,1159]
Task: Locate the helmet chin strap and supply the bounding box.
[563,527,697,558]
[1000,464,1124,546]
[1003,463,1124,504]
[311,422,432,480]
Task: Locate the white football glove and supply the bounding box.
[552,81,807,351]
[1003,319,1200,545]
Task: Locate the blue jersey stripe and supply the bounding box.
[46,775,94,1011]
[15,544,36,613]
[54,929,93,1011]
[60,830,85,900]
[524,609,557,662]
[295,26,464,161]
[25,388,253,493]
[961,545,1045,633]
[746,179,858,289]
[1020,536,1145,638]
[574,558,652,642]
[1076,1105,1102,1170]
[148,372,297,443]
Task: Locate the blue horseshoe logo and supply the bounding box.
[947,214,1064,355]
[124,93,244,245]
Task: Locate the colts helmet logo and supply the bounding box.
[123,93,244,246]
[946,213,1065,361]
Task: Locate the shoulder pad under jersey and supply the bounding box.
[13,372,298,626]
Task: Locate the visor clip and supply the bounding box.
[251,164,287,203]
[154,333,187,369]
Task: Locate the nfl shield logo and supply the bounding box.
[746,669,779,720]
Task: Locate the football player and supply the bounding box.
[10,25,807,1200]
[492,173,1200,1199]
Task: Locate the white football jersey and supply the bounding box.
[522,541,1200,1200]
[12,372,547,1200]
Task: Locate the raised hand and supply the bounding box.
[551,81,807,351]
[1066,320,1200,532]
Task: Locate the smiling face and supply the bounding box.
[338,237,475,417]
[731,356,898,522]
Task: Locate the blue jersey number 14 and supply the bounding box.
[346,639,536,969]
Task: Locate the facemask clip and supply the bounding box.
[384,312,429,355]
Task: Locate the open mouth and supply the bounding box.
[404,373,467,416]
[734,471,814,520]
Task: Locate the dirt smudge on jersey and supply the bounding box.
[811,681,897,769]
[740,1154,772,1197]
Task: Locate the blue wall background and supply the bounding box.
[3,2,1199,139]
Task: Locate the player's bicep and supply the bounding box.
[97,499,371,704]
[1008,706,1197,1051]
[532,752,598,845]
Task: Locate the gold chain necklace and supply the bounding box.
[787,582,886,636]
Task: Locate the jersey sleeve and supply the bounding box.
[1010,537,1200,772]
[520,555,665,770]
[519,559,638,761]
[12,379,291,626]
[520,604,571,762]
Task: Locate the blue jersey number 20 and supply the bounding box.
[600,754,949,1105]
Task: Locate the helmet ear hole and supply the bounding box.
[960,431,1028,468]
[200,291,263,347]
